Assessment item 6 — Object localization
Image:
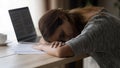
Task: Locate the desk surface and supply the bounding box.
[0,46,14,58]
[0,46,85,68]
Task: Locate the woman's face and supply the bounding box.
[48,20,76,42]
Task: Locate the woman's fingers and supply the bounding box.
[51,42,56,48]
[59,42,65,47]
[50,41,65,48]
[54,42,59,48]
[62,43,65,46]
[58,42,62,47]
[51,41,59,48]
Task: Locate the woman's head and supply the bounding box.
[39,9,84,42]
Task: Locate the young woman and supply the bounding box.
[34,6,120,68]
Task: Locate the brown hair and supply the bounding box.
[39,9,85,42]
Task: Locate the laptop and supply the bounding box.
[9,7,40,43]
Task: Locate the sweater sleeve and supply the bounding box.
[65,16,108,56]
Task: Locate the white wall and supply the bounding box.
[0,0,46,42]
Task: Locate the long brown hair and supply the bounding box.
[39,9,85,42]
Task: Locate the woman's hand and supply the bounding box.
[33,44,43,50]
[38,37,65,48]
[50,41,65,48]
[33,41,74,57]
[33,37,49,51]
[34,41,65,50]
[39,37,50,45]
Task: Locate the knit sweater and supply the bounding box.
[66,9,120,68]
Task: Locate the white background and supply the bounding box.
[0,0,46,42]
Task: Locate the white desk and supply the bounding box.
[0,46,86,68]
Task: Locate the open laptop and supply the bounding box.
[9,7,40,43]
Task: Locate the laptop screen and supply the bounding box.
[9,7,37,42]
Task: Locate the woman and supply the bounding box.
[34,6,120,68]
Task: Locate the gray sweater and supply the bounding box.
[66,10,120,68]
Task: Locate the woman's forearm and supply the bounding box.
[41,45,61,57]
[35,44,74,58]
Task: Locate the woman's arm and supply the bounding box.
[34,42,74,58]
